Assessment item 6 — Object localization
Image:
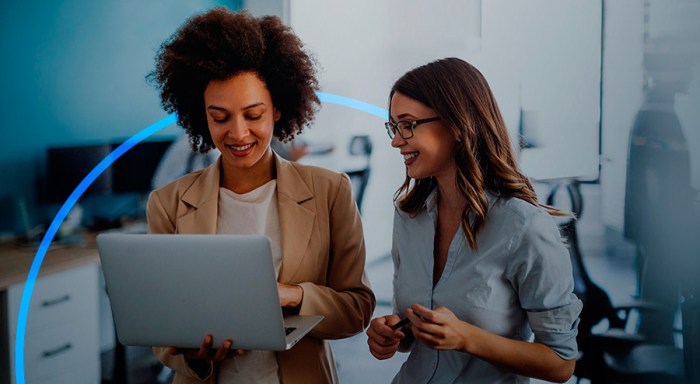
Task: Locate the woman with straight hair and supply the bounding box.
[367,57,581,383]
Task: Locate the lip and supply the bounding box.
[226,142,256,157]
[402,151,418,166]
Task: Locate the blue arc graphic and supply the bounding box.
[13,92,387,384]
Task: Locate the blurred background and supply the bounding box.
[0,0,699,383]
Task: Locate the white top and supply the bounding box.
[216,179,282,384]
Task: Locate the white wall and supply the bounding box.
[600,1,645,231]
[290,0,602,261]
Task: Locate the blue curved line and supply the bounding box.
[14,113,177,384]
[14,92,385,383]
[317,92,387,120]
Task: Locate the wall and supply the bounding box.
[289,0,602,261]
[0,0,240,229]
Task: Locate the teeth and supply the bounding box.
[403,152,418,160]
[228,143,255,151]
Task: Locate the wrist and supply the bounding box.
[458,321,473,354]
[282,285,303,315]
[291,284,303,307]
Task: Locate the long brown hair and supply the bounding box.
[391,58,566,250]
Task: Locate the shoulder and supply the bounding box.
[148,168,207,210]
[153,168,205,196]
[488,196,561,249]
[490,196,553,228]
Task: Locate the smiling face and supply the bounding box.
[389,92,458,183]
[204,71,281,188]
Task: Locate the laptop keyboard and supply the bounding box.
[285,327,296,336]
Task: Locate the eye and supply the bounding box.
[246,114,262,121]
[209,113,228,123]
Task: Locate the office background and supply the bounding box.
[1,0,699,383]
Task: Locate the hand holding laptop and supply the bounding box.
[166,334,243,360]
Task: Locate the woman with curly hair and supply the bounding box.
[366,58,582,383]
[147,7,375,384]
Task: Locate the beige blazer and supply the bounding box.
[146,154,375,384]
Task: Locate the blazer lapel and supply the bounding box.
[176,158,221,234]
[275,154,315,282]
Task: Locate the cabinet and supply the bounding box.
[1,244,100,384]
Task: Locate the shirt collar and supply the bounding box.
[424,188,499,215]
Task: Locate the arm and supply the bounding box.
[297,174,376,339]
[406,304,575,383]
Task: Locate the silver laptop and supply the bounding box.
[96,233,323,351]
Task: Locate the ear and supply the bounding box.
[273,108,281,122]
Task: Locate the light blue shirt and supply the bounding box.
[391,190,582,384]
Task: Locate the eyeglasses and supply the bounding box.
[384,117,441,139]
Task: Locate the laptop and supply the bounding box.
[96,233,323,351]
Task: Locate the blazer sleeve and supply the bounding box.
[146,189,216,382]
[297,173,376,339]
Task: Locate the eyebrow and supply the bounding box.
[396,113,418,120]
[206,102,266,112]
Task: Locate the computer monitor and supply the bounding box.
[46,144,113,203]
[45,138,174,203]
[110,138,175,194]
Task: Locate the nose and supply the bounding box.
[391,133,406,148]
[225,116,250,141]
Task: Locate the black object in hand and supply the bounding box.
[391,317,410,330]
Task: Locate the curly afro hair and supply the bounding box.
[149,7,320,153]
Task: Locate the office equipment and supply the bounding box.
[0,242,101,384]
[391,317,409,331]
[110,138,174,194]
[46,144,113,203]
[546,180,685,383]
[45,138,175,201]
[96,233,323,351]
[346,135,372,212]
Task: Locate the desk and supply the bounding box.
[0,238,101,384]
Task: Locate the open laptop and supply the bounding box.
[96,233,323,351]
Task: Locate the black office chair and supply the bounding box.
[346,135,372,212]
[546,181,685,383]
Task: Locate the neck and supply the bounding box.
[435,174,466,213]
[220,149,276,194]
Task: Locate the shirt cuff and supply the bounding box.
[526,298,583,360]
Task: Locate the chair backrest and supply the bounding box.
[682,289,700,383]
[560,220,626,337]
[349,135,372,156]
[346,135,372,212]
[546,181,626,335]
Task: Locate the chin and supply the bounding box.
[407,169,424,180]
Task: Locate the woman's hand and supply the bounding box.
[166,334,244,361]
[405,304,471,352]
[406,304,576,382]
[366,314,406,360]
[278,282,304,308]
